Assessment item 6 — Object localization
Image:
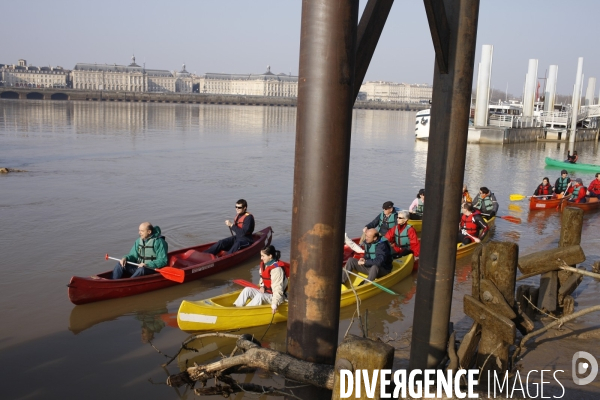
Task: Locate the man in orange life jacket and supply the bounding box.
[342,228,392,285]
[457,203,489,245]
[384,210,420,259]
[204,199,255,255]
[566,178,587,203]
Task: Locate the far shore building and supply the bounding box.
[71,56,193,93]
[0,59,68,88]
[359,81,432,103]
[195,66,298,97]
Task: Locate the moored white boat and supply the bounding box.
[415,109,430,140]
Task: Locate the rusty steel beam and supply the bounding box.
[287,0,358,367]
[423,0,450,74]
[353,0,394,100]
[409,0,480,369]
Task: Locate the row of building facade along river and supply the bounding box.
[0,57,433,103]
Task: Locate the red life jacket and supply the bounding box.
[234,212,252,236]
[260,260,289,294]
[460,210,482,237]
[537,184,552,196]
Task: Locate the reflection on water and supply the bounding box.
[1,99,599,399]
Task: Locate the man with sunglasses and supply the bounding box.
[204,199,255,255]
[363,201,398,236]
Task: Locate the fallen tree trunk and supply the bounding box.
[167,334,335,390]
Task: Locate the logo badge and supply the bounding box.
[572,351,598,385]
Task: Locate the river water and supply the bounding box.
[1,99,599,399]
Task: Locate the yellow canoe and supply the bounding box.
[408,219,422,233]
[177,254,414,332]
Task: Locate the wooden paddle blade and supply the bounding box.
[158,266,185,283]
[233,279,259,289]
[499,215,521,224]
[509,194,527,201]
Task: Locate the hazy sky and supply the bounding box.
[2,0,598,97]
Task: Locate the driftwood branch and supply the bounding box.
[193,376,305,399]
[558,264,600,279]
[163,332,242,367]
[167,334,335,390]
[513,305,600,363]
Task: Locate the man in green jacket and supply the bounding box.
[112,222,168,279]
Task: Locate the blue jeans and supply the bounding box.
[204,236,253,255]
[112,262,158,279]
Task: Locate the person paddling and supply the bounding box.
[533,177,553,200]
[565,150,578,164]
[566,178,587,203]
[554,170,571,195]
[204,199,255,255]
[471,187,499,218]
[457,203,489,245]
[233,245,287,314]
[112,222,168,279]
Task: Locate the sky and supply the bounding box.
[2,0,599,97]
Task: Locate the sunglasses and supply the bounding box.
[235,206,243,209]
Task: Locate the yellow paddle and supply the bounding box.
[509,194,549,202]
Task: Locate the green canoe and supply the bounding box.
[545,157,600,173]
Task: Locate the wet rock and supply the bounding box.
[0,167,27,173]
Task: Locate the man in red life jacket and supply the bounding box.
[457,203,489,245]
[204,199,255,255]
[566,178,587,203]
[384,210,420,259]
[587,173,600,199]
[533,177,553,200]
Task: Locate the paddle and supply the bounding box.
[105,254,185,283]
[343,269,398,295]
[481,214,521,224]
[233,279,259,289]
[509,194,552,202]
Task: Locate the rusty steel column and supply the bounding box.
[409,0,480,369]
[286,0,358,366]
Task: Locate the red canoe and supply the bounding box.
[529,196,562,210]
[559,198,600,212]
[67,227,273,305]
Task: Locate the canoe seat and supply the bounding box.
[169,250,215,268]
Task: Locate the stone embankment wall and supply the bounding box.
[469,126,599,144]
[0,88,428,111]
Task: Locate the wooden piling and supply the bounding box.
[332,335,394,400]
[537,207,584,312]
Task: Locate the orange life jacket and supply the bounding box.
[234,212,253,237]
